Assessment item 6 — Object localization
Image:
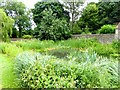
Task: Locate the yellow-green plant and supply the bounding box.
[0,9,14,42]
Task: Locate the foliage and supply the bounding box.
[63,0,85,22]
[32,1,70,24]
[97,1,120,25]
[14,51,118,88]
[93,43,116,57]
[0,9,14,42]
[72,22,82,34]
[0,54,17,88]
[78,2,99,34]
[12,38,118,58]
[13,39,55,51]
[78,1,120,34]
[0,0,32,37]
[0,42,23,57]
[112,40,120,54]
[98,25,116,34]
[11,28,19,38]
[0,38,119,88]
[58,38,99,49]
[22,35,32,39]
[33,8,71,41]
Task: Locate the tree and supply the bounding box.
[63,0,85,22]
[32,1,70,25]
[78,2,99,34]
[62,0,85,33]
[32,1,71,41]
[97,1,120,25]
[33,9,71,41]
[0,9,14,42]
[0,0,32,37]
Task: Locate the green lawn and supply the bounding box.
[0,54,17,88]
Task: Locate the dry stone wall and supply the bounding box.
[72,34,116,43]
[72,23,120,43]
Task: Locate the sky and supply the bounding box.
[19,0,99,9]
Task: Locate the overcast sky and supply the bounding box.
[19,0,99,9]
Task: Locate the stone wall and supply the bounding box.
[72,34,116,43]
[115,22,120,39]
[72,23,120,43]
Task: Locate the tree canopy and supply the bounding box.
[32,1,71,41]
[32,1,70,25]
[0,0,32,37]
[97,1,120,25]
[78,2,99,34]
[0,9,14,42]
[76,1,120,34]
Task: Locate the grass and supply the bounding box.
[0,54,17,88]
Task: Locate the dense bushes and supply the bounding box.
[98,25,115,34]
[22,35,32,39]
[0,43,23,57]
[93,44,116,57]
[14,51,118,88]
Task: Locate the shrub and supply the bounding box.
[14,51,118,88]
[93,43,115,57]
[22,35,32,39]
[71,22,82,34]
[112,40,120,54]
[98,24,115,34]
[0,43,23,57]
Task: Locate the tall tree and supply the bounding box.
[78,2,99,34]
[32,1,71,40]
[0,0,32,37]
[97,1,120,25]
[32,1,70,25]
[0,9,14,42]
[62,0,85,33]
[63,0,85,22]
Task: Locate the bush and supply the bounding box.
[112,40,120,53]
[71,22,82,34]
[22,35,32,39]
[98,25,115,34]
[93,43,116,57]
[0,43,23,57]
[14,51,118,88]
